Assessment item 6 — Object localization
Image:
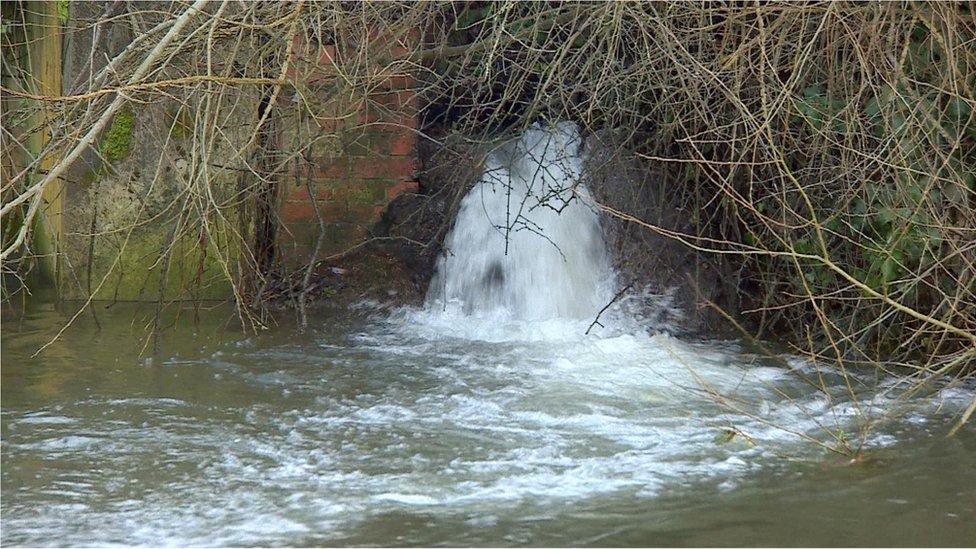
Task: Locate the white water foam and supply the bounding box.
[427,121,616,322]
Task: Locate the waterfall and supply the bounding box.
[426,122,616,321]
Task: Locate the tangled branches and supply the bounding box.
[2,1,974,380]
[424,2,976,379]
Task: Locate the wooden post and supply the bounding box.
[25,1,64,289]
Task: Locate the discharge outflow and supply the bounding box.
[427,121,616,321]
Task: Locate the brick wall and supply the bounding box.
[278,33,420,265]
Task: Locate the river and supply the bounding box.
[2,301,974,547]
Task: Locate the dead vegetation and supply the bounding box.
[2,2,974,393]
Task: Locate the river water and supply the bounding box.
[2,301,974,547]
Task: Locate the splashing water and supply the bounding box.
[427,121,616,321]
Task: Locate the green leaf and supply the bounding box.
[803,85,824,99]
[878,208,896,224]
[882,251,903,283]
[946,98,972,124]
[891,113,907,134]
[864,97,881,120]
[455,7,488,29]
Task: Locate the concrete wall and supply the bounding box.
[57,2,245,301]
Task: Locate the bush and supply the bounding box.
[425,1,976,376]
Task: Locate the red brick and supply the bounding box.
[275,92,296,108]
[320,179,348,199]
[371,89,419,110]
[342,132,373,156]
[285,64,298,82]
[386,180,419,201]
[360,113,418,130]
[281,201,316,222]
[361,100,413,124]
[388,45,411,59]
[310,115,352,133]
[330,181,369,202]
[282,200,346,223]
[342,129,414,156]
[394,113,419,129]
[343,224,370,243]
[386,131,417,156]
[351,157,416,179]
[337,203,379,223]
[287,55,315,81]
[284,186,311,202]
[290,223,369,257]
[323,202,351,221]
[316,158,349,178]
[288,38,337,79]
[285,180,342,202]
[279,31,421,269]
[374,74,415,91]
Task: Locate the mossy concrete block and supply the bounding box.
[63,219,238,301]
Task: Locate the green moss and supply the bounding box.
[100,109,134,164]
[67,219,238,301]
[341,179,391,206]
[77,169,100,188]
[168,108,194,140]
[364,180,390,203]
[56,0,69,24]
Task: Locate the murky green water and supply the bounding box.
[2,301,975,547]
